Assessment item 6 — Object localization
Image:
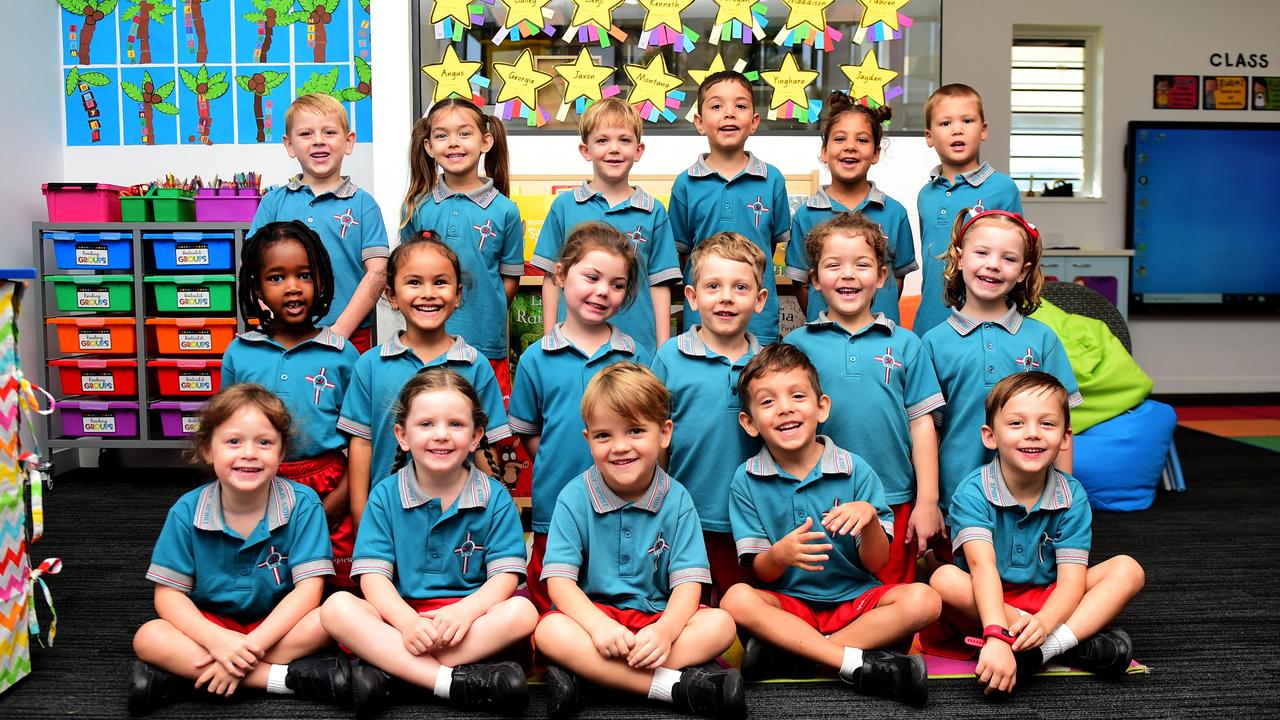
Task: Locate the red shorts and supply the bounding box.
[348,327,373,354]
[704,531,754,603]
[761,584,898,635]
[489,357,512,405]
[1003,583,1056,614]
[278,450,354,588]
[527,533,551,614]
[543,603,665,633]
[407,596,464,614]
[918,582,1057,658]
[875,501,918,585]
[201,610,265,634]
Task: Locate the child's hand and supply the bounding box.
[905,502,946,556]
[976,640,1018,694]
[822,501,878,538]
[202,628,263,678]
[587,617,636,659]
[194,660,241,697]
[421,603,480,648]
[628,623,675,670]
[401,616,442,655]
[1010,613,1047,651]
[773,517,833,572]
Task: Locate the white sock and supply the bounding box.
[1040,624,1079,662]
[433,664,454,700]
[647,667,681,703]
[266,663,294,694]
[839,647,864,679]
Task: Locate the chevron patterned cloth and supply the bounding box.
[0,281,31,693]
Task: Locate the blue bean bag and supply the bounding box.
[1071,399,1176,512]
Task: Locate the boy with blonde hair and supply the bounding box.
[250,92,388,352]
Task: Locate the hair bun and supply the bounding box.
[826,90,854,112]
[870,103,893,124]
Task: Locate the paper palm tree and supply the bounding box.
[298,57,370,101]
[56,0,119,65]
[180,64,230,144]
[65,67,112,142]
[121,0,175,64]
[298,0,340,63]
[121,70,178,145]
[187,0,211,62]
[236,70,288,142]
[242,0,305,63]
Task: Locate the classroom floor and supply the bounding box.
[1174,404,1280,454]
[2,425,1278,719]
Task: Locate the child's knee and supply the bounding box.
[495,595,539,633]
[928,563,968,599]
[718,583,757,618]
[899,582,942,623]
[533,613,575,650]
[132,619,171,659]
[692,607,737,640]
[1113,555,1146,593]
[319,590,360,628]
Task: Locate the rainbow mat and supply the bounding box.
[1175,405,1280,453]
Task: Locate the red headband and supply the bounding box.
[957,207,1040,249]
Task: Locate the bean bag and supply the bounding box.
[1071,399,1175,511]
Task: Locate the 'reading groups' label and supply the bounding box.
[77,288,111,308]
[181,415,201,434]
[75,244,109,266]
[80,371,115,392]
[81,412,117,434]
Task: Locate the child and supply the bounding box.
[785,93,916,324]
[784,213,945,584]
[401,99,524,392]
[915,83,1023,335]
[250,93,388,353]
[222,221,359,586]
[534,363,743,719]
[321,370,536,717]
[921,208,1081,519]
[719,344,937,707]
[533,98,682,352]
[651,232,768,598]
[128,385,347,715]
[927,372,1144,694]
[508,222,652,614]
[670,70,791,345]
[337,232,511,530]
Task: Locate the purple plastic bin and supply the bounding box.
[59,399,139,437]
[151,400,208,437]
[195,187,261,222]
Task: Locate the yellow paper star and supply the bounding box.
[840,49,899,106]
[780,0,833,31]
[430,0,474,26]
[713,0,759,27]
[638,0,695,32]
[569,0,624,28]
[858,0,911,31]
[760,53,818,110]
[555,49,613,104]
[497,0,551,30]
[687,54,728,87]
[493,48,555,106]
[625,54,684,108]
[422,46,482,103]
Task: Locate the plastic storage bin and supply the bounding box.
[144,274,235,313]
[145,231,234,271]
[146,318,237,355]
[121,188,196,222]
[58,399,139,437]
[47,274,134,312]
[48,317,137,355]
[49,358,138,396]
[42,183,127,222]
[47,231,133,270]
[151,400,208,437]
[147,358,222,396]
[195,188,261,222]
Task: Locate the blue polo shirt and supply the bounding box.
[669,153,791,344]
[250,176,390,331]
[146,477,334,621]
[730,438,893,603]
[221,327,358,460]
[914,163,1023,334]
[784,184,918,324]
[784,314,944,505]
[337,334,511,482]
[922,306,1083,506]
[403,179,524,360]
[508,323,651,533]
[542,466,711,613]
[651,327,762,532]
[350,463,527,599]
[531,183,682,352]
[950,460,1092,587]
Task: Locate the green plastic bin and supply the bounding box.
[120,188,196,222]
[47,274,134,312]
[144,274,236,313]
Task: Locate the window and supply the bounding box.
[1010,28,1100,197]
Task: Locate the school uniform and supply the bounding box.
[651,327,762,593]
[145,477,334,625]
[914,162,1023,334]
[784,184,918,324]
[337,334,511,484]
[350,463,526,607]
[531,183,682,352]
[922,307,1082,508]
[250,176,390,343]
[729,437,896,634]
[668,153,791,344]
[404,179,525,362]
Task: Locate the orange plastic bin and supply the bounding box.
[146,318,237,356]
[48,317,137,355]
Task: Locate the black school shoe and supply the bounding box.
[126,660,187,716]
[1059,628,1134,678]
[545,664,585,719]
[739,637,815,681]
[671,665,746,719]
[839,650,928,708]
[285,652,353,705]
[450,660,529,715]
[351,662,396,720]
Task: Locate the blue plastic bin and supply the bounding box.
[145,231,234,271]
[47,231,133,270]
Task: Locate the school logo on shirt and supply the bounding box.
[1015,347,1041,371]
[454,531,485,574]
[647,531,669,570]
[257,546,290,586]
[473,219,497,250]
[874,346,903,383]
[305,367,336,404]
[333,208,360,239]
[627,225,647,248]
[746,195,771,228]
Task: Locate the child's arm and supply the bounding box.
[500,204,525,306]
[823,502,890,572]
[330,258,388,339]
[323,470,350,529]
[651,285,672,346]
[154,585,263,678]
[540,278,559,335]
[244,576,325,654]
[784,213,810,314]
[1055,444,1074,475]
[423,573,519,647]
[629,582,700,669]
[547,577,635,658]
[360,573,445,655]
[907,415,945,553]
[347,436,372,529]
[1011,563,1085,651]
[965,541,1019,694]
